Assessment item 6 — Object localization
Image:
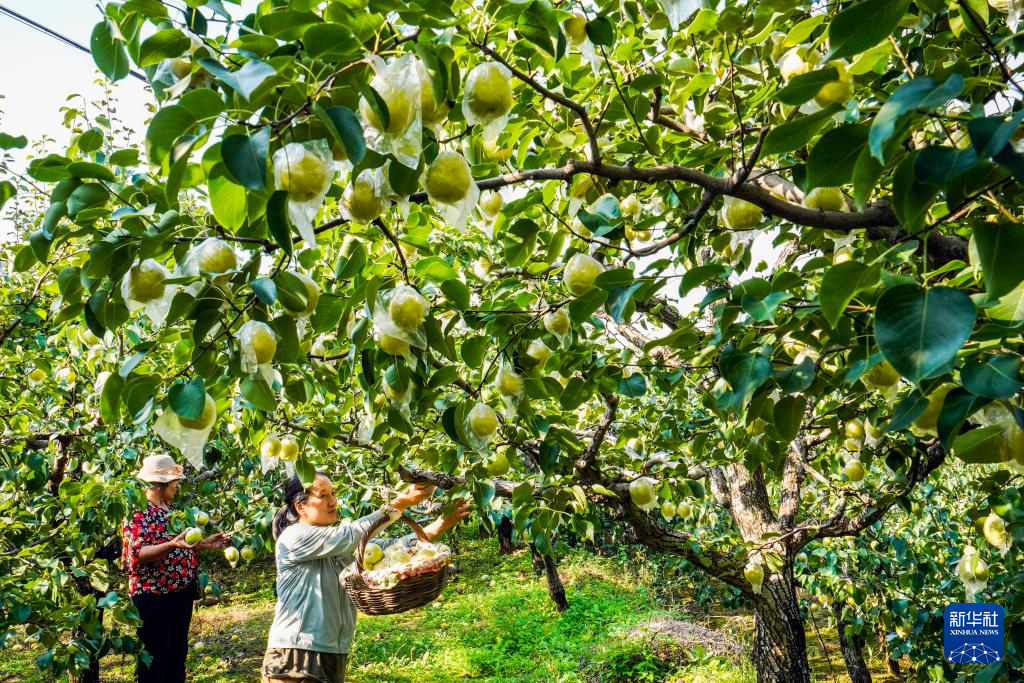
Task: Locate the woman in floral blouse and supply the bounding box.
[122,454,229,683]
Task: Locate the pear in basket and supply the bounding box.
[363,542,384,570]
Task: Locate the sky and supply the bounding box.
[0,1,153,159]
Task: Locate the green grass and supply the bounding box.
[0,535,894,682]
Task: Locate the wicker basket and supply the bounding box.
[342,513,449,616]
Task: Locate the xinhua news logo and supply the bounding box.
[944,603,1004,664]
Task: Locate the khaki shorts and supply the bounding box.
[261,648,348,683]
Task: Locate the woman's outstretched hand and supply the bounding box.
[169,530,195,549]
[390,483,436,511]
[196,532,231,550]
[424,500,473,541]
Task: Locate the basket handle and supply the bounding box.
[354,514,430,573]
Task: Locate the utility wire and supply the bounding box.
[0,3,147,83]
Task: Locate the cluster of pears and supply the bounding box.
[191,237,238,275]
[773,41,854,107]
[563,253,605,296]
[183,510,253,566]
[261,434,300,462]
[468,402,499,441]
[378,285,430,356]
[629,477,692,519]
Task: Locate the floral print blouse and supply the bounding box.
[122,502,198,596]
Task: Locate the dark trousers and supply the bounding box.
[132,588,195,683]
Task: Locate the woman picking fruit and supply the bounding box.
[121,454,230,683]
[261,474,470,683]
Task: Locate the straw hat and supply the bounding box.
[137,454,185,483]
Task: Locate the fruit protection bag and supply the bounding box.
[238,320,277,384]
[153,408,216,471]
[461,62,513,144]
[373,287,428,361]
[362,54,423,171]
[272,140,335,248]
[120,259,176,326]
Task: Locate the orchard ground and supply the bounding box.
[0,531,896,683]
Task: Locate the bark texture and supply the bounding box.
[833,603,872,683]
[751,573,811,683]
[529,543,568,612]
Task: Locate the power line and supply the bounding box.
[0,3,147,83]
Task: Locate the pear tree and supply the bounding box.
[4,1,1024,682]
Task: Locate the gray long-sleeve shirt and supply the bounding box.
[266,511,412,654]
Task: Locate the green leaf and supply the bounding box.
[874,284,977,384]
[595,268,634,290]
[208,164,247,231]
[606,282,644,323]
[0,132,28,149]
[973,223,1024,299]
[568,288,608,322]
[303,23,357,59]
[198,58,276,101]
[100,373,125,425]
[952,425,1008,464]
[538,440,561,473]
[29,230,51,263]
[819,261,880,328]
[461,336,487,369]
[66,162,115,182]
[275,271,311,314]
[719,351,772,410]
[295,458,316,486]
[586,16,614,46]
[266,190,294,256]
[441,280,471,310]
[240,376,277,412]
[891,152,939,231]
[314,105,366,165]
[680,264,727,295]
[775,356,815,394]
[66,184,108,216]
[78,129,104,153]
[936,388,990,448]
[961,353,1023,400]
[0,179,16,211]
[138,28,190,67]
[90,20,130,82]
[168,377,206,421]
[334,238,366,279]
[773,395,806,443]
[442,405,467,446]
[503,220,540,268]
[806,124,869,189]
[776,67,838,106]
[913,145,978,189]
[761,106,840,156]
[826,0,909,60]
[883,394,928,432]
[869,75,963,162]
[617,373,647,398]
[251,278,277,306]
[741,292,790,323]
[852,147,884,209]
[220,127,269,190]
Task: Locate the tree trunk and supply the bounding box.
[833,603,872,683]
[497,515,515,555]
[71,634,101,683]
[750,572,811,683]
[529,543,568,611]
[874,622,902,679]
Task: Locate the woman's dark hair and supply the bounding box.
[272,473,325,540]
